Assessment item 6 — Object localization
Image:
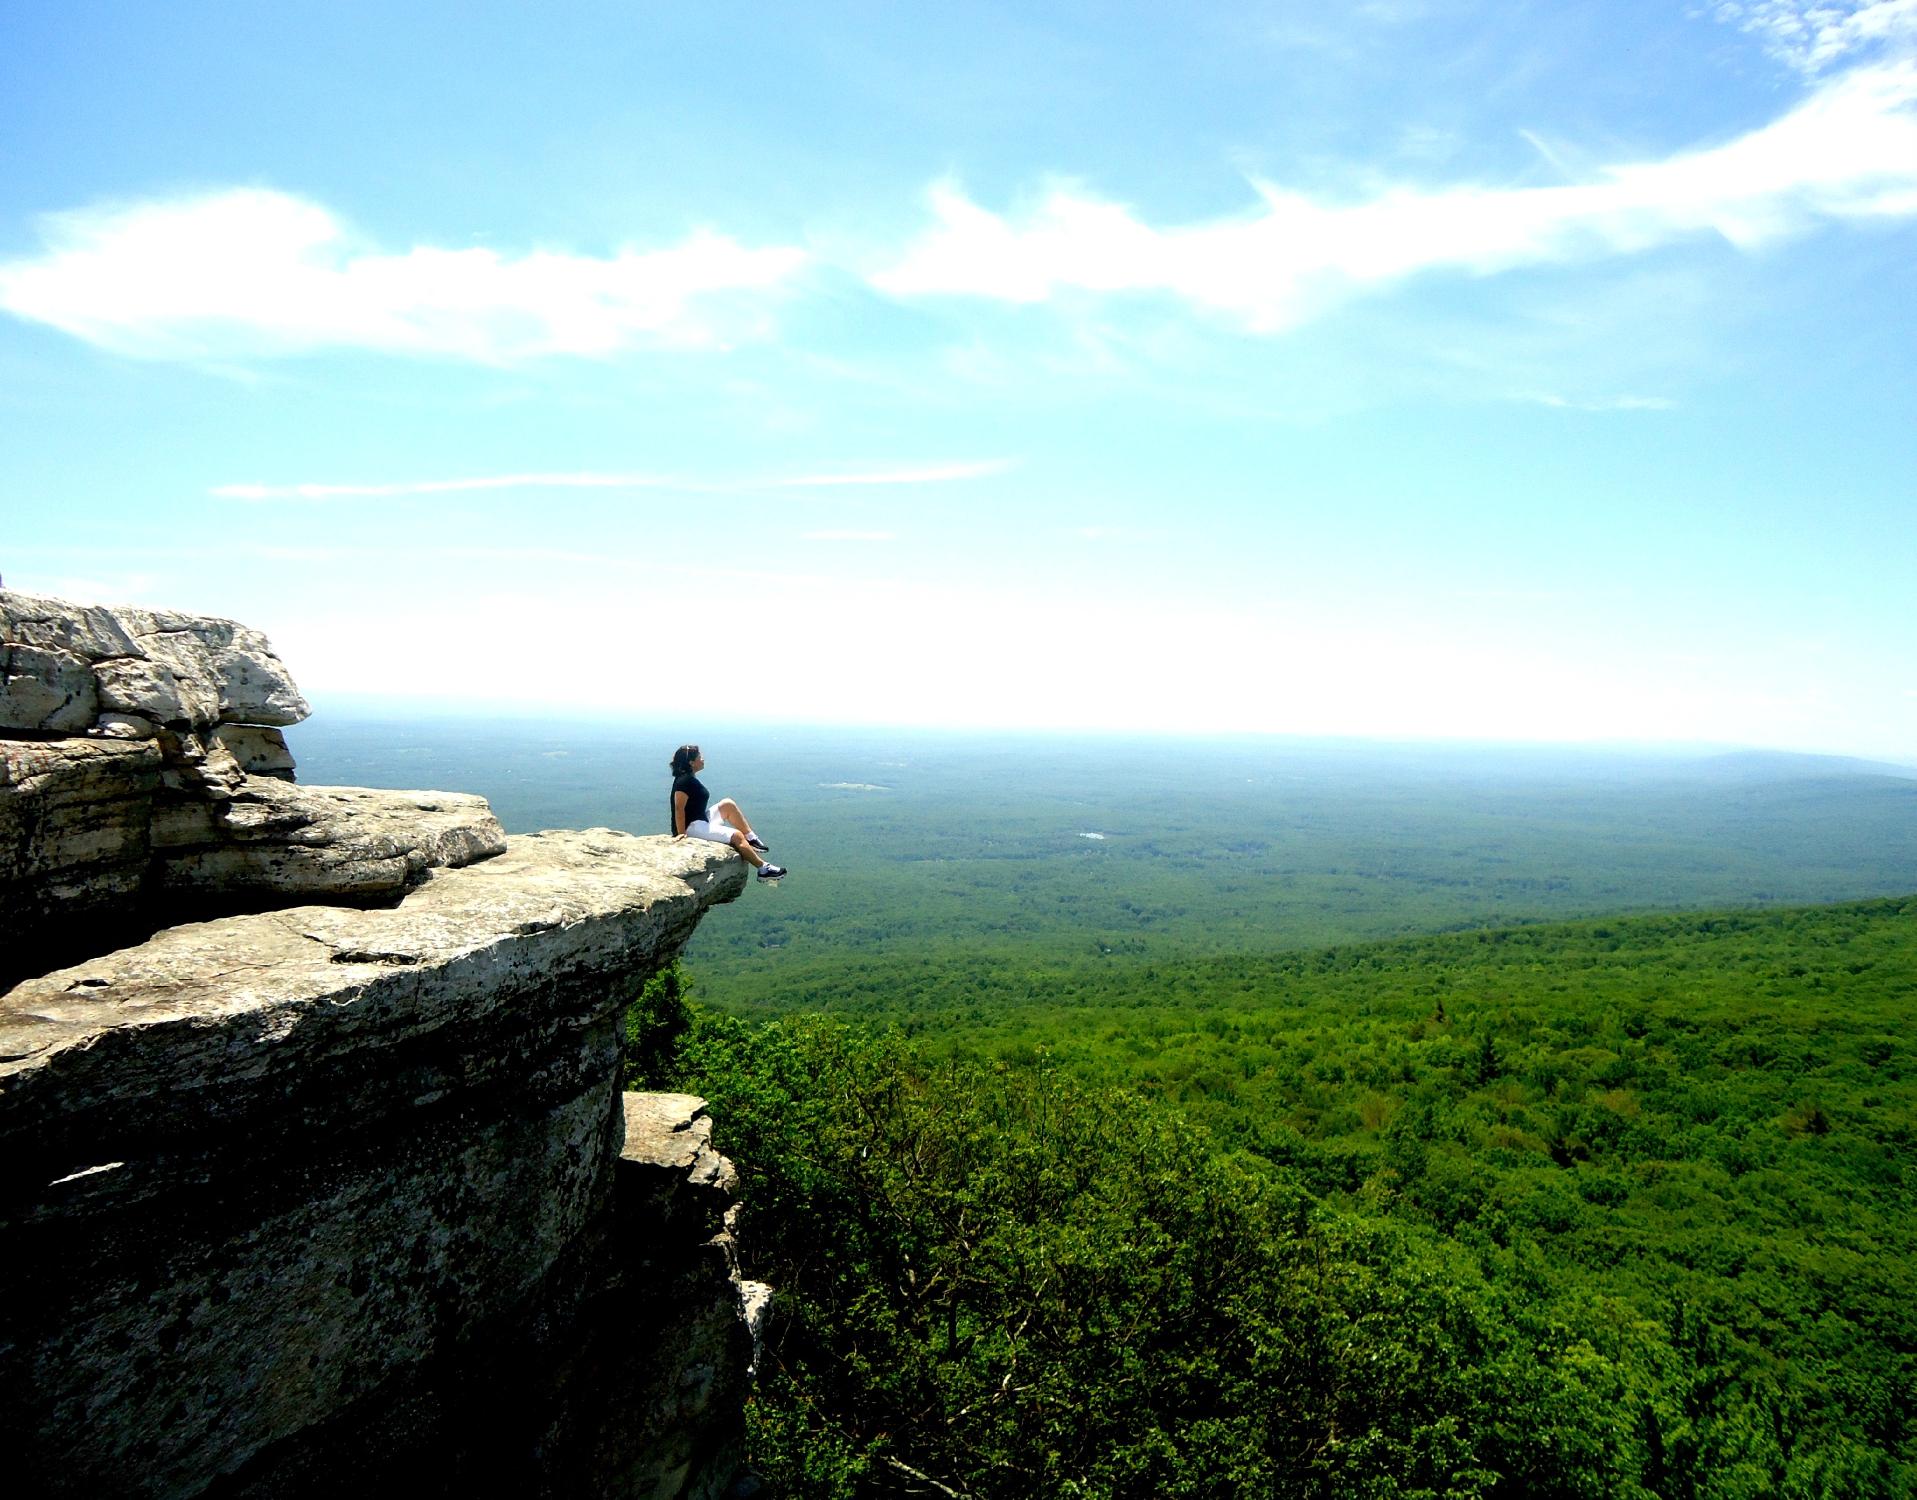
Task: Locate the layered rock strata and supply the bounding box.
[0,589,309,739]
[2,830,752,1497]
[2,591,765,1498]
[0,590,506,968]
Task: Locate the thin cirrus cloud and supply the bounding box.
[1517,393,1677,412]
[211,459,1013,502]
[0,188,808,361]
[871,58,1917,331]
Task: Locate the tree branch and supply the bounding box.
[883,1454,975,1499]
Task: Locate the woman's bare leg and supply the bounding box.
[715,798,756,838]
[727,830,765,868]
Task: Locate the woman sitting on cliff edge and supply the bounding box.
[670,744,787,881]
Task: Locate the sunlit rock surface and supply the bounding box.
[150,780,506,899]
[0,589,308,736]
[0,591,763,1499]
[0,589,504,965]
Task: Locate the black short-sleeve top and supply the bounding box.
[671,773,711,831]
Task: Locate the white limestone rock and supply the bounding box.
[618,1093,775,1386]
[1,588,309,734]
[2,756,505,952]
[0,642,98,734]
[93,714,158,741]
[0,829,746,1105]
[154,725,247,798]
[0,832,750,1497]
[214,724,296,779]
[0,739,162,951]
[622,1092,740,1199]
[152,780,508,897]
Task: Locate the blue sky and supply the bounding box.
[2,1,1913,756]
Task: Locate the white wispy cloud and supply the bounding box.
[872,59,1917,331]
[211,460,1012,501]
[8,37,1914,368]
[777,460,1013,487]
[0,188,808,362]
[1071,524,1168,541]
[1517,392,1676,412]
[1714,0,1917,74]
[212,472,679,501]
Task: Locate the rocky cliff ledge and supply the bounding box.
[0,588,512,980]
[0,591,761,1498]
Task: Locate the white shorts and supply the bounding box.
[684,815,737,845]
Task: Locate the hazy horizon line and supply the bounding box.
[290,690,1917,774]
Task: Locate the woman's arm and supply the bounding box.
[673,788,689,836]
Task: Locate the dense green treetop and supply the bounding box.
[641,896,1914,1497]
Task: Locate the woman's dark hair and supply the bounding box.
[670,744,701,777]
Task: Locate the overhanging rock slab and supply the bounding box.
[0,829,748,1497]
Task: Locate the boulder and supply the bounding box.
[619,1090,742,1249]
[0,589,309,734]
[151,780,506,898]
[0,640,98,733]
[214,724,296,780]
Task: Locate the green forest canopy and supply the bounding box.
[651,896,1915,1498]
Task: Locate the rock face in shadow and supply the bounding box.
[539,1093,774,1500]
[1,592,767,1499]
[0,737,164,941]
